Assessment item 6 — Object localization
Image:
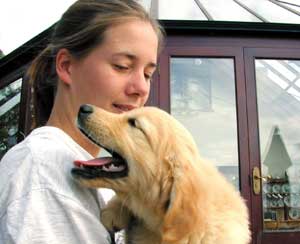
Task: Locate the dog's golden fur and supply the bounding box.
[74,106,250,244]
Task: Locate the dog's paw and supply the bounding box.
[101,207,122,232]
[101,205,132,232]
[101,196,132,232]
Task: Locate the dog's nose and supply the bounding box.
[79,104,93,116]
[77,105,93,129]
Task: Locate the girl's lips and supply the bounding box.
[113,104,137,113]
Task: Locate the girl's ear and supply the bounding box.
[162,154,208,243]
[56,48,73,85]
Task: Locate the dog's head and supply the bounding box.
[72,104,209,242]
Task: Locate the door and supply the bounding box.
[245,48,300,244]
[156,39,300,244]
[156,44,251,228]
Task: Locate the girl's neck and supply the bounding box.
[47,94,100,157]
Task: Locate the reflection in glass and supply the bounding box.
[159,0,207,20]
[256,59,300,231]
[201,0,261,21]
[239,0,300,24]
[170,58,239,189]
[0,78,22,159]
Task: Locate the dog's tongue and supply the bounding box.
[74,157,112,167]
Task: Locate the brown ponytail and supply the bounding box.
[27,45,57,127]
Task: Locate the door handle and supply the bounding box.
[252,167,261,195]
[252,166,271,195]
[254,175,271,182]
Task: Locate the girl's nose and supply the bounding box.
[125,70,150,98]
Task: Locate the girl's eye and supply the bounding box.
[114,64,129,70]
[144,73,152,81]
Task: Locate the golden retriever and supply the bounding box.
[71,105,250,244]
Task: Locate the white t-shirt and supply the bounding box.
[0,126,111,244]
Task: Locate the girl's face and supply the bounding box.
[69,19,159,114]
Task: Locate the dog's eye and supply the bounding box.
[128,118,137,127]
[128,117,146,135]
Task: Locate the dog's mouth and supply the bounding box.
[71,126,128,179]
[72,154,128,179]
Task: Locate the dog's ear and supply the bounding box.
[162,152,209,243]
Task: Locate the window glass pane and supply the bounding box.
[159,0,207,20]
[0,78,22,159]
[201,0,261,21]
[0,0,76,57]
[137,0,152,12]
[279,1,300,13]
[170,58,239,189]
[239,0,300,24]
[283,0,300,4]
[256,59,300,231]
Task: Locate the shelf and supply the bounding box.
[264,219,300,230]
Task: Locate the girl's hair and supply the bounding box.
[27,0,165,127]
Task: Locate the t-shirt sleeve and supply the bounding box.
[1,188,111,244]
